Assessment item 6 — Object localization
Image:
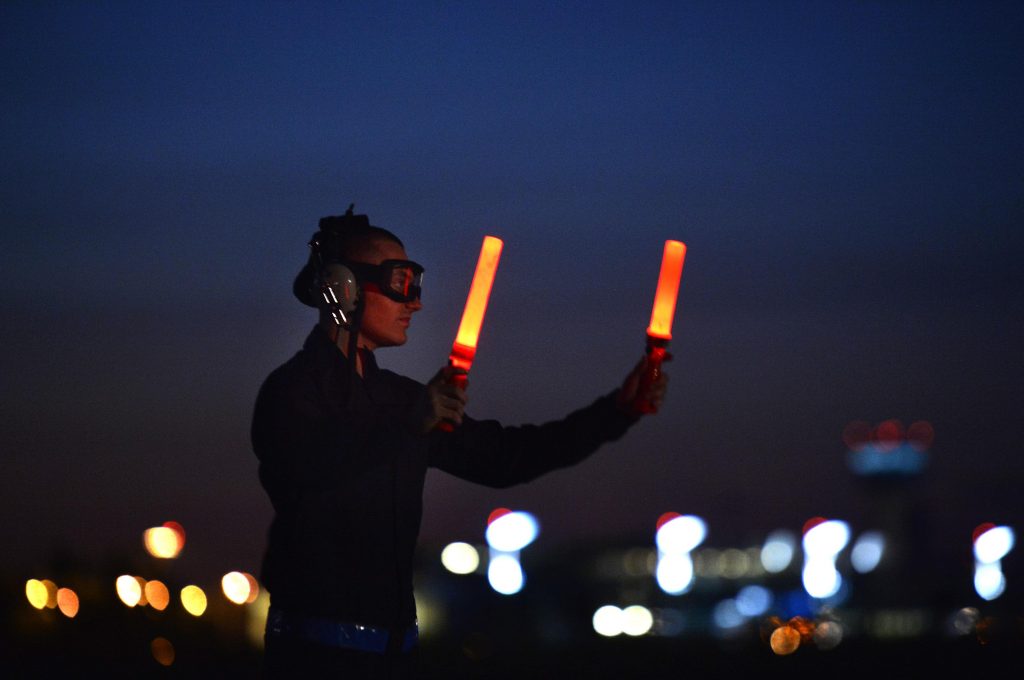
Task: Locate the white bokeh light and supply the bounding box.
[485,512,539,552]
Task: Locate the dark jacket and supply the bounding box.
[252,325,637,629]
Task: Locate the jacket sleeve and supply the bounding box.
[427,390,639,488]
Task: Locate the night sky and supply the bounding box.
[3,1,1022,584]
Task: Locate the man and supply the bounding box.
[252,207,668,677]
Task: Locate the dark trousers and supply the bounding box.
[263,633,418,679]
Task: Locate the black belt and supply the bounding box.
[267,608,418,654]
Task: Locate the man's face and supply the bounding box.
[357,239,423,350]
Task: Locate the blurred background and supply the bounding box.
[2,1,1022,676]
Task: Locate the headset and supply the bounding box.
[302,205,424,330]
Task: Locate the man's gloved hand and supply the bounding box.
[413,366,469,433]
[616,355,670,415]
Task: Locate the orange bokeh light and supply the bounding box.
[151,637,175,666]
[145,580,170,611]
[770,625,801,655]
[646,240,687,341]
[874,419,904,451]
[57,588,79,618]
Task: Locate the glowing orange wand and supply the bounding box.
[633,240,687,414]
[438,235,504,431]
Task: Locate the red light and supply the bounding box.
[973,523,997,544]
[487,507,511,526]
[906,421,934,450]
[656,512,681,531]
[802,517,827,535]
[874,420,904,451]
[842,421,873,450]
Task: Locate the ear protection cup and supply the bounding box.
[317,262,360,328]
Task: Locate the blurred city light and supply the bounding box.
[222,571,251,605]
[972,524,1014,601]
[180,585,207,616]
[655,552,694,595]
[116,575,142,607]
[151,637,175,667]
[712,599,745,631]
[144,526,183,559]
[735,585,773,617]
[145,580,170,611]
[802,519,850,599]
[441,542,481,575]
[761,530,797,573]
[56,587,79,618]
[620,605,653,636]
[655,514,706,554]
[487,554,524,595]
[25,579,48,610]
[973,525,1014,563]
[813,620,843,650]
[851,531,886,573]
[655,514,706,595]
[485,511,539,552]
[769,624,801,655]
[592,605,624,637]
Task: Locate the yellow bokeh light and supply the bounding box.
[222,571,251,605]
[441,542,480,575]
[26,579,48,610]
[116,574,142,607]
[134,576,149,606]
[770,625,801,655]
[42,579,58,608]
[151,637,175,666]
[57,588,79,618]
[144,526,183,559]
[180,585,207,616]
[145,580,170,611]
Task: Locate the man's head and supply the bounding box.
[294,206,424,349]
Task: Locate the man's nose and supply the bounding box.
[407,297,423,311]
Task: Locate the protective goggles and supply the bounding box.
[348,259,424,303]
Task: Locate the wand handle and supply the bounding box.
[633,337,669,415]
[436,356,470,432]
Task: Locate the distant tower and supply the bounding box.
[844,419,934,609]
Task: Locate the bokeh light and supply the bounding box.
[655,552,694,595]
[874,419,904,451]
[222,571,251,605]
[842,420,873,450]
[180,585,208,616]
[974,563,1006,601]
[655,514,706,554]
[712,599,745,631]
[41,579,58,608]
[769,625,801,655]
[487,554,524,595]
[592,605,623,637]
[151,637,175,667]
[735,585,773,617]
[116,575,142,607]
[145,580,170,611]
[25,579,48,610]
[973,525,1014,563]
[243,572,260,604]
[620,605,653,636]
[813,620,843,650]
[56,588,79,618]
[144,526,183,559]
[441,542,480,575]
[761,530,797,573]
[485,511,539,552]
[851,531,885,573]
[906,420,934,449]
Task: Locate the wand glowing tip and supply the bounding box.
[646,240,687,341]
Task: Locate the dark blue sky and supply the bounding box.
[2,1,1022,581]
